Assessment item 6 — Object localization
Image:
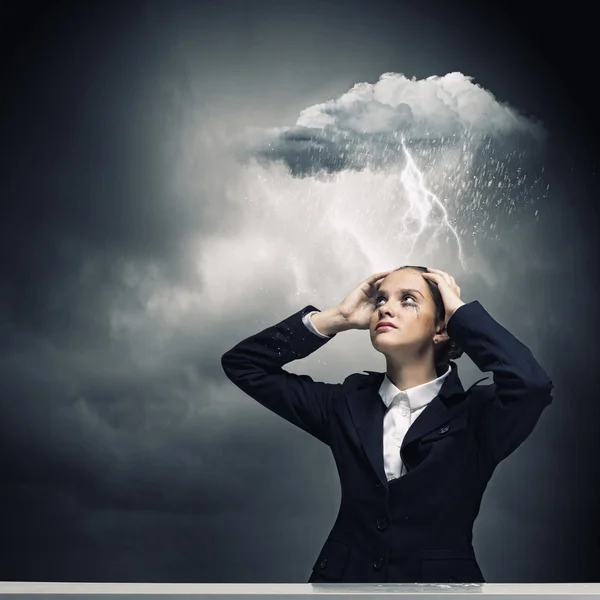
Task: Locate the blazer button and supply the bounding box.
[373,557,384,570]
[438,425,450,435]
[319,557,328,570]
[376,517,389,531]
[375,482,383,489]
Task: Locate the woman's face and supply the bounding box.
[368,268,439,359]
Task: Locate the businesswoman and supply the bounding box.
[221,266,553,583]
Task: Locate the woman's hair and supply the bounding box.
[396,265,464,368]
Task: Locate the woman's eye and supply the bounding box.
[402,296,417,305]
[375,297,385,306]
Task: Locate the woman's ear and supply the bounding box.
[433,323,449,345]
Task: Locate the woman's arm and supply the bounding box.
[423,268,553,464]
[221,271,392,445]
[221,305,347,445]
[447,300,553,464]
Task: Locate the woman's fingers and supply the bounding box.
[426,267,452,285]
[422,271,442,284]
[423,269,465,321]
[360,270,394,293]
[365,270,394,285]
[426,268,460,295]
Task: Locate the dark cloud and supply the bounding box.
[245,73,549,267]
[250,72,544,177]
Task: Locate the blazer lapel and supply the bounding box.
[345,372,387,487]
[344,365,481,484]
[401,362,466,452]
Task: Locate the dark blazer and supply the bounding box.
[221,301,553,583]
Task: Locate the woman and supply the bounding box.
[221,266,553,583]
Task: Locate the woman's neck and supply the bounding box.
[385,356,439,391]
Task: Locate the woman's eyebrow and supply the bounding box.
[399,288,425,298]
[376,288,425,299]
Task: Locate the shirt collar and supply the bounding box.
[378,366,452,411]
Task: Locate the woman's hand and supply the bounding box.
[336,270,394,330]
[421,268,465,324]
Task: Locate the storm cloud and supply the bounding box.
[253,72,544,175]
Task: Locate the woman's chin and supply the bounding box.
[371,335,402,353]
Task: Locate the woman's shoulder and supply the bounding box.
[341,370,384,391]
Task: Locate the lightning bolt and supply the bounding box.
[399,138,467,270]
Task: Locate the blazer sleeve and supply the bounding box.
[221,305,341,445]
[447,301,554,464]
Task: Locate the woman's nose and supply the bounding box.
[379,304,395,317]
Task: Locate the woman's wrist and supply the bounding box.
[311,306,352,336]
[445,300,466,324]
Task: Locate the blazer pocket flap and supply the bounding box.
[312,538,350,581]
[421,413,468,443]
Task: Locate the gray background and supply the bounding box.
[0,0,597,584]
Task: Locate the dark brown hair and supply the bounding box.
[396,265,464,368]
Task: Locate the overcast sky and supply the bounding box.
[1,0,598,584]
